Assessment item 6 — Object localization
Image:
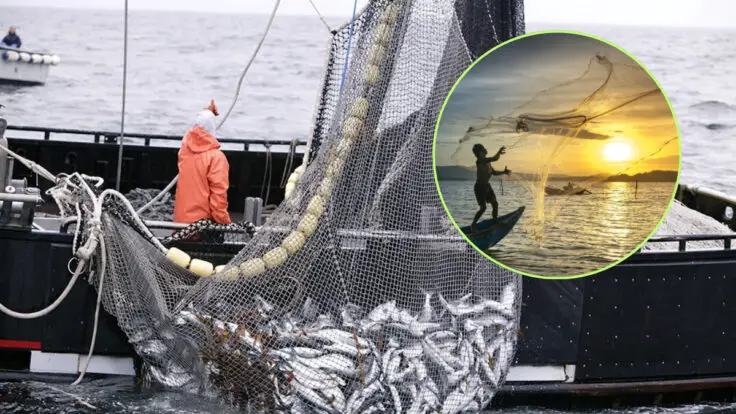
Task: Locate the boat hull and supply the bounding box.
[1,221,736,408]
[460,206,525,250]
[0,60,50,86]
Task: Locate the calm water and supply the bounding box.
[0,6,734,414]
[440,179,674,277]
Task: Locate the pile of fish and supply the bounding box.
[165,282,519,413]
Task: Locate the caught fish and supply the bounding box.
[291,379,336,413]
[418,292,433,322]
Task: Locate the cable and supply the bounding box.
[218,0,282,129]
[0,256,86,319]
[115,0,129,191]
[339,0,359,91]
[307,0,332,32]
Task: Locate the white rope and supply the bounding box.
[0,142,57,183]
[42,384,98,410]
[0,256,87,319]
[72,235,106,386]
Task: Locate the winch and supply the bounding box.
[0,118,42,231]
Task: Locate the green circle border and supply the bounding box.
[431,29,684,280]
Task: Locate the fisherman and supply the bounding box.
[470,144,511,233]
[173,99,232,231]
[1,27,21,48]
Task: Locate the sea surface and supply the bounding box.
[0,5,735,414]
[439,179,675,277]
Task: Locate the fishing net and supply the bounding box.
[446,33,679,246]
[48,0,525,412]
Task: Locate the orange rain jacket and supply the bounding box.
[173,117,232,225]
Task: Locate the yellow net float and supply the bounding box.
[381,4,399,25]
[373,23,391,46]
[364,65,381,85]
[307,195,325,217]
[239,258,266,278]
[298,213,319,237]
[343,116,364,140]
[189,259,214,277]
[282,231,306,254]
[348,98,369,120]
[166,247,191,268]
[367,45,386,67]
[263,247,288,269]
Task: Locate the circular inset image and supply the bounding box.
[432,31,682,279]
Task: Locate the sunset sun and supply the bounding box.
[602,141,633,162]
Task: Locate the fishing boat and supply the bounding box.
[460,206,525,250]
[1,116,735,408]
[544,183,591,196]
[2,124,305,214]
[0,47,60,85]
[0,0,731,410]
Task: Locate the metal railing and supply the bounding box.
[5,125,308,152]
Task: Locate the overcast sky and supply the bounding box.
[1,0,735,28]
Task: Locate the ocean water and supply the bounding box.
[439,179,675,277]
[0,5,734,414]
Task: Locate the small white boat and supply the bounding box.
[0,46,60,85]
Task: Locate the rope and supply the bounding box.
[339,0,359,91]
[115,0,129,191]
[279,139,299,188]
[217,0,282,129]
[307,0,332,32]
[72,234,106,386]
[0,259,86,319]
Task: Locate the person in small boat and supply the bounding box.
[564,181,575,192]
[173,99,232,234]
[1,27,21,48]
[471,143,511,233]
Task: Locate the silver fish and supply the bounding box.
[310,354,359,378]
[500,282,516,312]
[289,360,339,389]
[366,300,397,322]
[253,295,274,314]
[291,379,335,413]
[310,329,370,349]
[389,384,402,413]
[400,343,423,359]
[324,341,360,357]
[419,292,433,322]
[321,385,347,412]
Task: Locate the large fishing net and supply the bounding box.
[447,33,680,246]
[47,0,525,412]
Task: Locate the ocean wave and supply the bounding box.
[688,100,735,111]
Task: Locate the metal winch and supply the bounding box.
[0,118,42,231]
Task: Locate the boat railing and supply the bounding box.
[677,183,736,231]
[5,124,308,152]
[644,233,736,252]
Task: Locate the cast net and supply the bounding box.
[449,34,679,245]
[48,0,525,412]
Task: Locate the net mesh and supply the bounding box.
[448,36,679,246]
[51,0,526,411]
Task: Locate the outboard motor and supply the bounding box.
[0,118,42,231]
